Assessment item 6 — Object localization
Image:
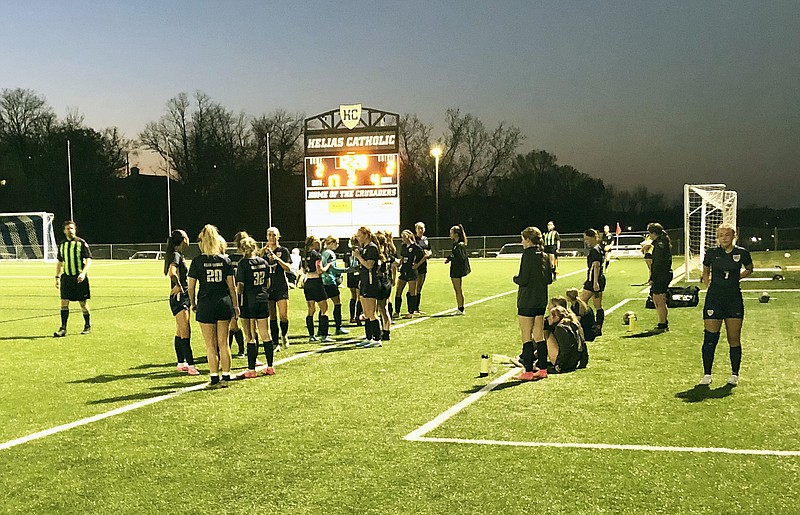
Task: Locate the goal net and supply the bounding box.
[684,184,737,279]
[0,212,58,261]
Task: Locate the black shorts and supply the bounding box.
[518,307,546,317]
[703,292,744,320]
[399,268,418,282]
[650,271,673,295]
[360,278,381,299]
[346,272,360,289]
[417,262,428,275]
[544,245,558,256]
[60,274,91,301]
[583,275,606,293]
[377,277,392,300]
[323,283,341,299]
[241,293,269,319]
[268,288,289,302]
[169,292,190,316]
[196,295,234,324]
[303,277,328,302]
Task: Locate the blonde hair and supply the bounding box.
[239,236,258,258]
[565,287,588,315]
[198,225,222,256]
[717,223,736,237]
[267,226,281,240]
[550,304,580,325]
[324,235,338,247]
[216,235,227,254]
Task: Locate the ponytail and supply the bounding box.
[164,229,187,275]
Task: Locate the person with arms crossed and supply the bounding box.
[647,223,673,333]
[512,227,550,381]
[579,228,606,336]
[413,222,432,315]
[699,223,753,386]
[54,221,92,337]
[445,224,471,315]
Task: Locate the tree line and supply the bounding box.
[2,87,787,244]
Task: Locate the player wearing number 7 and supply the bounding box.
[235,236,275,379]
[188,225,240,389]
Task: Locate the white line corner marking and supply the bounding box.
[403,298,800,457]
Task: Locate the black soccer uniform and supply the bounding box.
[168,251,190,316]
[703,246,753,319]
[344,246,360,289]
[188,254,235,324]
[513,247,549,317]
[583,244,606,292]
[415,235,431,275]
[303,249,327,302]
[649,236,673,295]
[376,258,392,301]
[237,256,270,319]
[543,230,560,256]
[447,241,471,278]
[358,242,381,298]
[266,245,291,301]
[57,237,92,301]
[399,242,424,282]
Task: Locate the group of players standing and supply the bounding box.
[51,218,754,390]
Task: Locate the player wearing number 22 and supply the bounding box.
[188,224,240,389]
[699,223,753,387]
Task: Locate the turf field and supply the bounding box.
[1,254,798,514]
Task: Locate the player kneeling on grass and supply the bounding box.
[235,237,276,379]
[698,223,753,387]
[543,305,589,374]
[188,225,240,389]
[164,229,199,375]
[512,227,550,382]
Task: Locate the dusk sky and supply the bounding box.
[2,0,798,207]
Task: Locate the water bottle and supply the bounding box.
[629,312,637,332]
[479,354,490,377]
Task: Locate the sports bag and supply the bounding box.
[646,285,700,309]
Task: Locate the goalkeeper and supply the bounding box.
[53,221,92,337]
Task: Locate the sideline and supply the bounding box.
[403,297,800,457]
[0,268,588,452]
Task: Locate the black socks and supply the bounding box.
[730,346,741,375]
[60,308,69,328]
[521,341,535,372]
[306,315,315,337]
[535,340,548,370]
[181,338,194,366]
[333,304,342,330]
[247,342,258,370]
[702,330,721,375]
[82,311,90,328]
[174,336,184,363]
[319,315,329,337]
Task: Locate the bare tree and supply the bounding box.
[251,110,305,177]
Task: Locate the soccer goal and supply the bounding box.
[683,184,738,279]
[0,212,58,261]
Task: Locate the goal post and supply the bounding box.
[683,184,738,280]
[0,212,58,261]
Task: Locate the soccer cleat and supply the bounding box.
[699,374,713,385]
[281,335,289,348]
[355,339,372,347]
[53,328,67,338]
[262,367,276,376]
[206,380,228,390]
[239,370,258,379]
[363,340,382,348]
[335,328,350,335]
[414,310,427,316]
[514,371,535,381]
[402,313,414,319]
[81,326,92,335]
[176,363,189,372]
[320,336,335,344]
[532,369,548,380]
[453,310,465,316]
[727,374,739,386]
[186,365,200,376]
[651,324,669,334]
[234,352,245,359]
[308,336,319,343]
[273,344,281,353]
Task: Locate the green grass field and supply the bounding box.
[1,254,799,514]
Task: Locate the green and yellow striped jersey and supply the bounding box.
[57,238,92,276]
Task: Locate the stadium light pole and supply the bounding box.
[266,131,273,227]
[66,139,75,220]
[430,147,442,236]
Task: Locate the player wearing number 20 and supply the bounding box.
[188,224,240,389]
[236,236,275,379]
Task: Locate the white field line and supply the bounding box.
[0,267,587,452]
[408,436,800,457]
[404,296,800,456]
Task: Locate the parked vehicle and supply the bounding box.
[129,251,165,260]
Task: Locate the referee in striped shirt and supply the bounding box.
[543,221,560,281]
[54,221,93,337]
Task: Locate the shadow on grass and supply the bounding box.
[0,335,53,341]
[87,382,206,404]
[129,357,209,370]
[430,312,460,318]
[68,370,178,384]
[622,330,666,339]
[319,345,359,354]
[675,384,735,403]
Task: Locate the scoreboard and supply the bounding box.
[304,105,400,238]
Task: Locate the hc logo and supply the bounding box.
[339,104,362,130]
